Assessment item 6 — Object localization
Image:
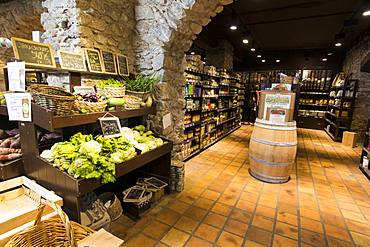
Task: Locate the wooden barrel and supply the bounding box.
[249,119,297,183]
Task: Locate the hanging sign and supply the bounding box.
[11,37,56,68]
[101,50,117,75]
[73,86,95,95]
[117,54,129,76]
[99,113,122,137]
[58,50,87,72]
[7,61,26,91]
[85,48,104,73]
[4,93,32,122]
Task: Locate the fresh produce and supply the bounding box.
[121,125,165,153]
[0,129,22,161]
[0,92,6,105]
[125,74,160,93]
[0,148,21,155]
[97,78,125,88]
[146,95,153,107]
[108,98,125,106]
[75,92,104,103]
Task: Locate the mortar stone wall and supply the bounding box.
[207,40,234,70]
[0,0,43,90]
[342,36,370,140]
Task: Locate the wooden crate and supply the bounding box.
[0,176,63,245]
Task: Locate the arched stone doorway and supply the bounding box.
[135,0,233,159]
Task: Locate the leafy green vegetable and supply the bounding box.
[97,78,125,88]
[124,74,160,93]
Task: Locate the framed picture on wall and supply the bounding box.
[84,48,104,73]
[100,50,118,75]
[117,54,129,76]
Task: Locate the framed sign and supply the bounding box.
[145,177,168,189]
[11,37,56,68]
[58,50,87,72]
[85,48,104,73]
[73,86,95,95]
[122,186,145,203]
[99,115,121,137]
[117,54,129,76]
[101,50,117,75]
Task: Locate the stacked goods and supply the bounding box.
[204,66,218,76]
[0,129,22,162]
[40,126,165,184]
[185,54,203,72]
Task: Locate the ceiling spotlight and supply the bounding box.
[322,58,328,61]
[335,42,342,47]
[257,55,262,58]
[363,10,370,16]
[251,48,256,52]
[261,59,266,63]
[328,52,333,56]
[230,25,237,30]
[242,39,249,44]
[190,52,195,55]
[276,59,280,63]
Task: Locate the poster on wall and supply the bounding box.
[85,48,104,73]
[101,50,117,75]
[4,93,32,122]
[11,37,56,68]
[58,50,87,72]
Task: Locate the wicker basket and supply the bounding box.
[74,100,107,113]
[126,90,151,102]
[122,95,142,110]
[96,86,125,98]
[5,201,94,247]
[98,192,123,221]
[28,84,75,116]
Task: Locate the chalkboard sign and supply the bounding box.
[101,50,117,75]
[58,50,87,72]
[99,116,122,137]
[117,54,129,76]
[85,48,104,73]
[11,37,56,68]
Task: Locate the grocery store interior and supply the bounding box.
[0,0,369,246]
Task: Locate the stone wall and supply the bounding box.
[342,36,370,140]
[206,40,234,70]
[135,0,233,159]
[0,0,43,90]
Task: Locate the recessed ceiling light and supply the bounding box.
[363,10,370,16]
[276,59,280,63]
[251,48,256,52]
[190,52,195,55]
[230,25,237,30]
[257,55,262,58]
[335,42,342,47]
[322,58,328,61]
[261,59,266,63]
[242,39,249,44]
[328,52,333,56]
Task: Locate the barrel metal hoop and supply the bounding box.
[255,123,297,131]
[250,155,294,167]
[251,137,297,147]
[250,169,290,181]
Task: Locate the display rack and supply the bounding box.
[182,69,241,161]
[324,78,358,141]
[297,70,332,130]
[359,116,370,179]
[3,67,173,222]
[0,105,24,181]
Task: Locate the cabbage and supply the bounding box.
[79,140,102,155]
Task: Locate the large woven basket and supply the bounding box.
[96,86,125,98]
[122,95,142,110]
[126,90,151,102]
[28,84,75,116]
[5,201,94,247]
[74,100,107,113]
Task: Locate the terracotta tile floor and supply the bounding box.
[111,126,370,247]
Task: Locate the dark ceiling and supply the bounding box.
[192,0,370,70]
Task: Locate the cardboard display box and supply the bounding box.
[342,131,357,147]
[258,91,296,123]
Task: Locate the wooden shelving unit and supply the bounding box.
[182,69,242,161]
[359,116,370,180]
[324,78,358,141]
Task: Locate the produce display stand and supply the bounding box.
[359,116,370,179]
[0,105,24,181]
[324,79,358,141]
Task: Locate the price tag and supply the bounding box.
[4,93,32,122]
[7,61,26,91]
[99,114,122,137]
[73,86,95,95]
